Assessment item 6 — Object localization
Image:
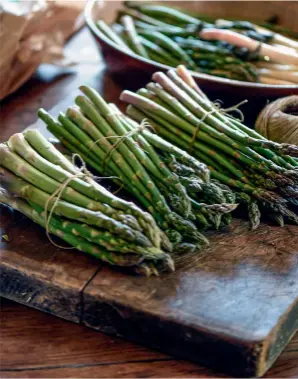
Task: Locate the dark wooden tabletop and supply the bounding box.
[0,28,297,379]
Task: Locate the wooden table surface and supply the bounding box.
[0,28,297,378]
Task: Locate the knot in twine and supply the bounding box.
[44,153,115,249]
[255,95,298,146]
[188,99,248,154]
[90,117,155,172]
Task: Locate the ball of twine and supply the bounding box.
[255,95,298,146]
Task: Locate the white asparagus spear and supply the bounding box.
[200,28,298,65]
[256,25,298,51]
[260,76,295,85]
[271,43,298,54]
[256,62,298,71]
[258,68,298,83]
[215,19,298,51]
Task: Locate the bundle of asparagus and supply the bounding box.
[0,131,174,276]
[95,2,298,84]
[120,65,298,229]
[37,89,237,253]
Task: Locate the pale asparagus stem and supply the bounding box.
[173,66,241,126]
[271,43,298,54]
[176,65,208,100]
[170,70,286,149]
[255,62,298,71]
[171,66,245,131]
[200,28,298,65]
[149,84,285,175]
[255,24,298,50]
[260,77,295,85]
[216,18,298,52]
[0,166,153,247]
[143,83,257,184]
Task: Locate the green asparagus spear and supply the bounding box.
[120,15,149,58]
[96,20,132,52]
[0,166,153,247]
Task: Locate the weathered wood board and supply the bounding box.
[1,103,298,377]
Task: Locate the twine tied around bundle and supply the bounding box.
[188,99,248,154]
[88,117,154,172]
[44,153,116,249]
[256,95,298,146]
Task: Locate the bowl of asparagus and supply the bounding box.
[85,0,298,95]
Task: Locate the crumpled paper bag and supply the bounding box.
[0,0,85,101]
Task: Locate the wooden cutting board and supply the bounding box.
[1,101,298,378]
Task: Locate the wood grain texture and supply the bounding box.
[0,299,297,378]
[0,26,297,379]
[82,221,298,377]
[1,211,297,376]
[0,206,101,322]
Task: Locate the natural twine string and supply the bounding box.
[215,99,248,123]
[188,100,248,154]
[44,153,117,249]
[44,153,91,249]
[255,95,298,145]
[88,117,154,173]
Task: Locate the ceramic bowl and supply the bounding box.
[85,0,298,97]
